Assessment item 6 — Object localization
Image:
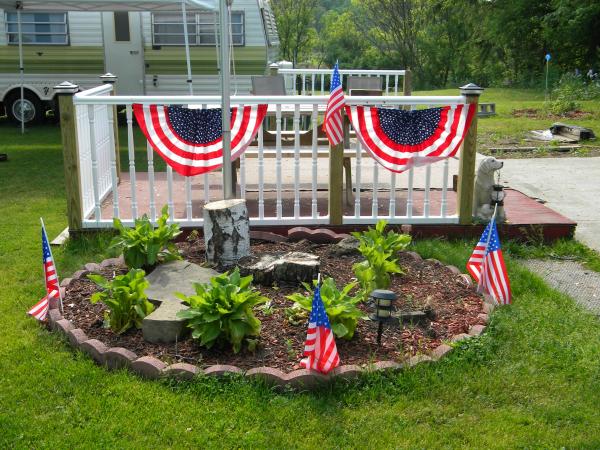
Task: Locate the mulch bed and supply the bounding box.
[62,239,485,372]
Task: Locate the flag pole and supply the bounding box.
[220,0,233,200]
[17,5,25,134]
[41,217,63,314]
[181,0,194,95]
[477,204,498,295]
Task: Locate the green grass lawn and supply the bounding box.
[2,91,600,448]
[415,88,600,156]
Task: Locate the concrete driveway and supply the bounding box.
[498,156,600,251]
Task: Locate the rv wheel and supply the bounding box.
[6,91,43,125]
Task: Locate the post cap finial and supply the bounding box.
[460,83,484,96]
[53,81,79,94]
[99,73,118,83]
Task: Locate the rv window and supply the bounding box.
[151,11,244,46]
[6,12,68,45]
[114,12,131,42]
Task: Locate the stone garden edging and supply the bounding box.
[48,249,494,391]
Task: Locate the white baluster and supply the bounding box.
[240,153,246,197]
[406,167,414,218]
[311,74,315,95]
[386,74,390,94]
[301,74,306,95]
[107,102,119,219]
[125,105,138,219]
[441,158,449,217]
[311,104,318,219]
[424,164,431,217]
[394,75,399,95]
[372,157,379,219]
[293,103,300,219]
[185,177,192,221]
[389,172,396,219]
[203,173,210,203]
[87,104,101,224]
[321,73,325,94]
[276,104,282,219]
[258,124,265,220]
[146,142,156,222]
[354,139,362,218]
[167,166,175,222]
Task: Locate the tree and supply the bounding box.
[271,0,319,66]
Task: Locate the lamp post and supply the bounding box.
[369,289,397,346]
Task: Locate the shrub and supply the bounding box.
[110,205,181,270]
[286,277,365,340]
[545,72,600,115]
[88,269,154,334]
[176,268,268,353]
[351,220,411,299]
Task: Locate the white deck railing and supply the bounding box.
[72,85,466,229]
[276,68,409,95]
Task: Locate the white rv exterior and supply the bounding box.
[0,0,279,123]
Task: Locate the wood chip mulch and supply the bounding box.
[62,239,485,372]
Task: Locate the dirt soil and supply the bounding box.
[62,239,485,372]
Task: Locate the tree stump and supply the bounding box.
[203,199,250,267]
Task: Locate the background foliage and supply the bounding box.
[273,0,600,89]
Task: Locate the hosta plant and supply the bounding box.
[352,220,411,300]
[286,277,366,340]
[87,269,154,334]
[110,204,181,270]
[176,268,268,353]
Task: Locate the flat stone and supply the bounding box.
[71,269,89,279]
[477,313,489,323]
[47,309,62,330]
[288,227,344,244]
[249,230,288,243]
[60,278,73,288]
[372,360,403,371]
[446,265,462,275]
[329,236,360,257]
[142,260,219,344]
[55,319,74,336]
[100,257,124,268]
[239,251,319,286]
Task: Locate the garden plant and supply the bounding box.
[87,268,154,334]
[110,204,181,271]
[176,268,268,353]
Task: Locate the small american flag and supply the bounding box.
[300,284,340,374]
[323,61,346,146]
[27,220,62,321]
[467,218,511,305]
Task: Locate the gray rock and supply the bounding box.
[329,236,360,257]
[239,252,319,286]
[142,260,219,344]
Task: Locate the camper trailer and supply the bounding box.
[0,0,279,123]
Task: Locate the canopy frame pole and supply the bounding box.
[220,0,233,199]
[181,0,193,95]
[17,4,25,134]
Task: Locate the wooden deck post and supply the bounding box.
[54,81,82,232]
[457,83,484,224]
[99,73,121,180]
[329,141,344,225]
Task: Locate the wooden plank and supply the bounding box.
[457,90,480,225]
[329,142,344,225]
[57,91,83,231]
